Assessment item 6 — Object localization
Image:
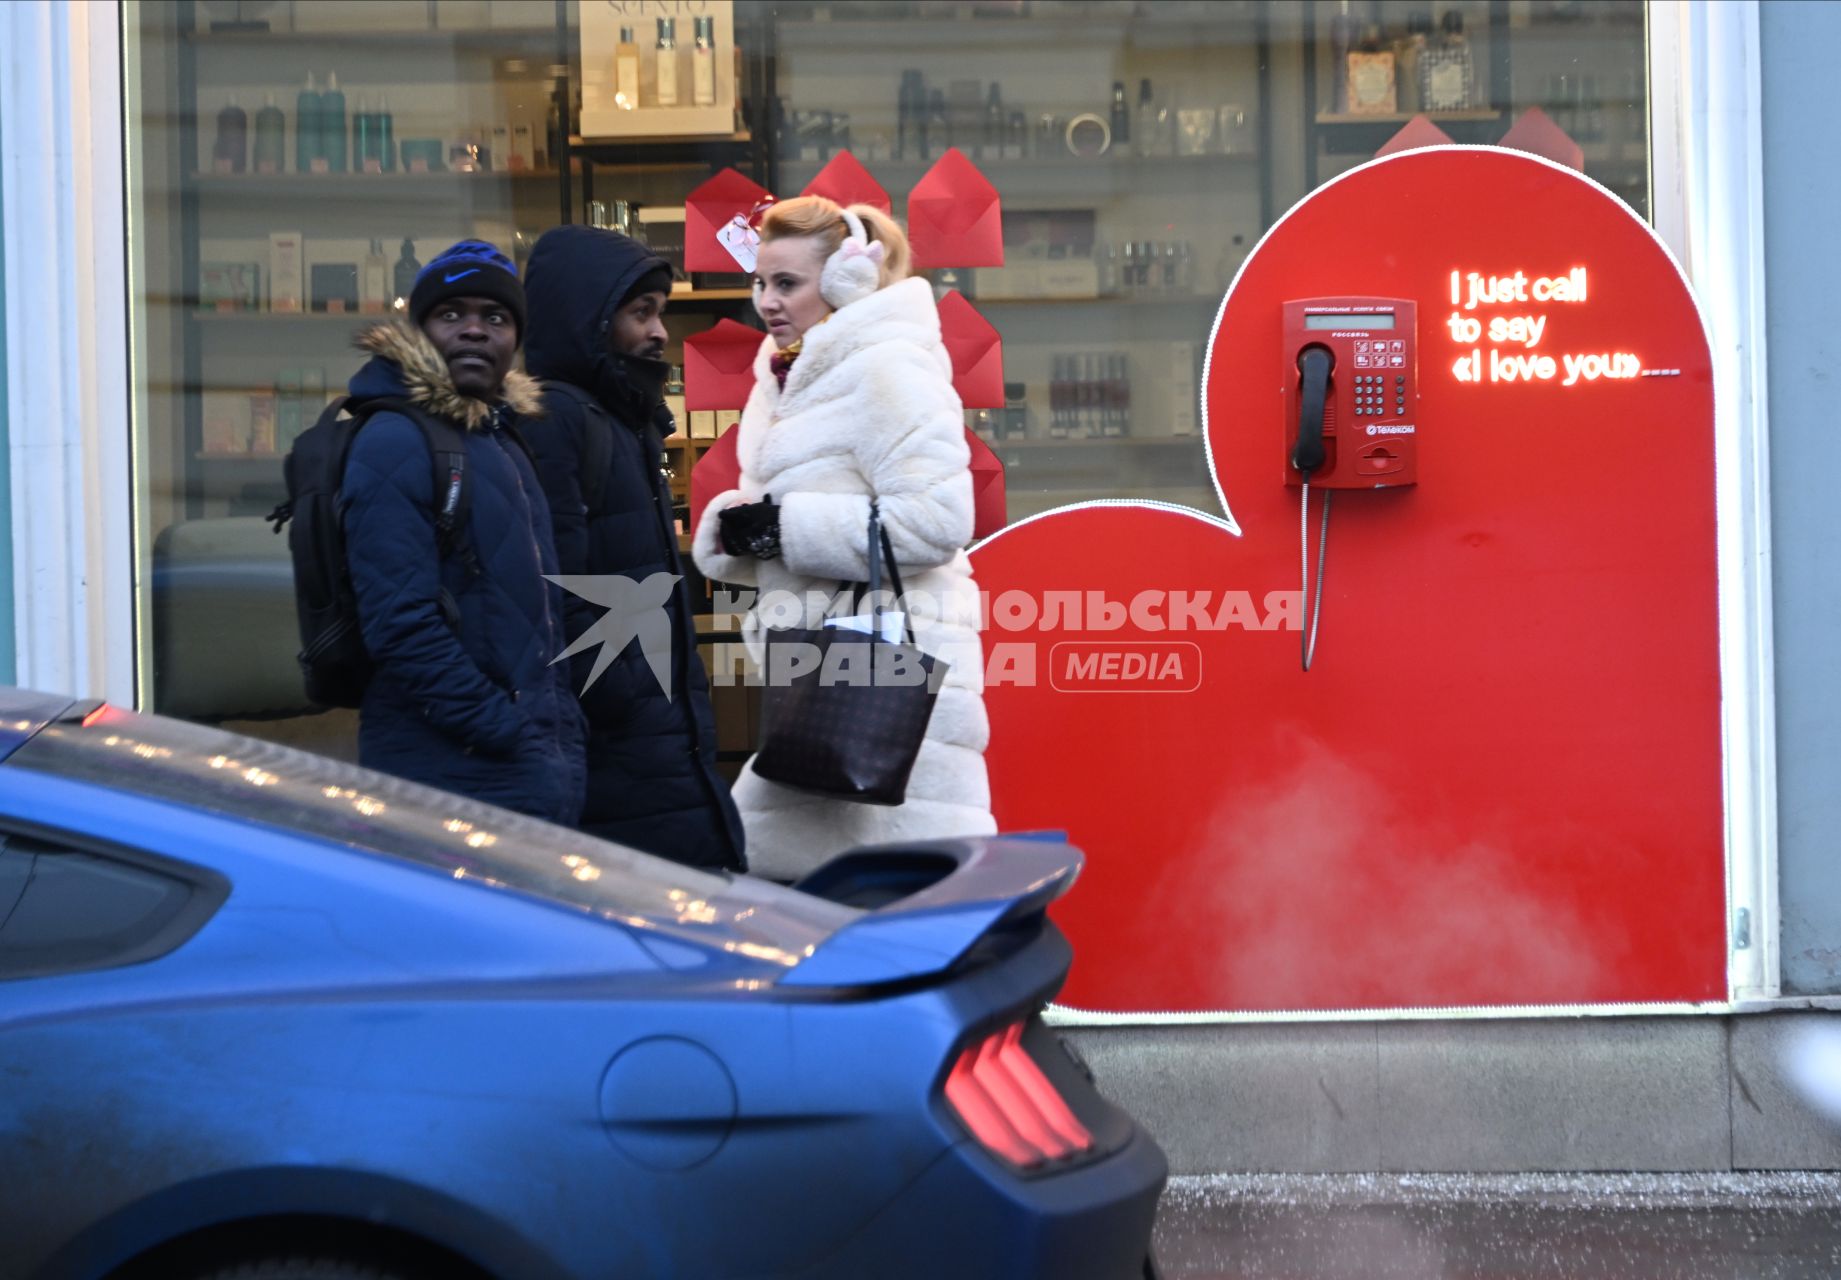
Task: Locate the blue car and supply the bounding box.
[0,690,1165,1280]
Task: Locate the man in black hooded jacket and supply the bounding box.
[521,226,745,872]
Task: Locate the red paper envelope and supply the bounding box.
[1376,114,1456,158]
[799,150,893,214]
[936,290,1004,409]
[907,148,1004,270]
[1499,106,1584,171]
[690,428,741,536]
[683,318,765,411]
[966,431,1007,540]
[692,425,1006,541]
[684,168,775,272]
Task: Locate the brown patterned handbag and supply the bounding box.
[752,503,948,805]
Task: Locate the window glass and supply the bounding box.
[0,834,206,979]
[122,0,1648,751]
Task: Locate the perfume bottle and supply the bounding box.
[691,16,717,107]
[375,94,395,172]
[615,25,640,110]
[1110,81,1130,147]
[896,70,923,161]
[653,18,680,108]
[982,84,1004,161]
[353,96,381,172]
[1419,9,1475,111]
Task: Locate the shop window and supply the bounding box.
[122,0,1648,754]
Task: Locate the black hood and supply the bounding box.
[522,225,673,419]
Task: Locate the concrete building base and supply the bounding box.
[1064,1012,1841,1174]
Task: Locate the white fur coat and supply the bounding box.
[693,277,996,880]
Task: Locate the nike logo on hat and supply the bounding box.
[444,268,481,283]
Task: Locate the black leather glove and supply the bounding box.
[718,497,781,560]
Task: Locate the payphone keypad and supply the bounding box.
[1352,373,1409,417]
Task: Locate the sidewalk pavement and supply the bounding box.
[1155,1172,1841,1279]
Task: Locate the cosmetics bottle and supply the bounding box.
[692,16,717,107]
[615,25,641,110]
[361,239,389,314]
[654,18,680,108]
[295,72,321,173]
[353,96,380,172]
[252,92,286,174]
[1109,80,1130,146]
[375,94,395,171]
[983,84,1004,161]
[1133,79,1156,158]
[926,88,948,160]
[213,95,248,173]
[392,238,420,311]
[320,71,348,172]
[1419,9,1475,111]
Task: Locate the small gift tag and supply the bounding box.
[715,214,760,272]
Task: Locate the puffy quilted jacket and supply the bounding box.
[339,320,586,825]
[521,225,744,869]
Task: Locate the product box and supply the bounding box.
[579,0,738,138]
[1038,258,1099,299]
[489,0,554,27]
[689,410,717,440]
[248,393,279,455]
[434,0,492,28]
[275,369,303,448]
[294,369,327,449]
[510,123,536,172]
[200,261,260,312]
[1345,52,1398,115]
[268,232,304,314]
[292,1,430,32]
[1170,341,1199,436]
[310,263,359,314]
[201,392,251,454]
[665,391,689,432]
[489,125,513,172]
[715,409,741,436]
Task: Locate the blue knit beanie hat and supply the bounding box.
[410,240,526,337]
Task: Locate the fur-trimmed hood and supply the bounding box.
[352,320,542,430]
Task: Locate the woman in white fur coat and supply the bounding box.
[692,196,996,881]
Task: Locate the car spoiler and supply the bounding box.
[0,691,84,764]
[777,834,1083,988]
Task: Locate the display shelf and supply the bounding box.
[970,292,1220,309]
[187,25,563,53]
[190,169,559,195]
[774,9,1261,54]
[776,150,1257,207]
[1314,110,1504,125]
[987,436,1201,452]
[191,310,377,322]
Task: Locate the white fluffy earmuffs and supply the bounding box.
[818,209,885,309]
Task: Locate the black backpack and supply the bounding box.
[268,396,481,710]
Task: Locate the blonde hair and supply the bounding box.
[759,195,911,289]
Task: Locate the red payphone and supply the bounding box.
[1283,297,1419,488]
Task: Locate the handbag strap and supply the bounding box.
[838,502,915,645]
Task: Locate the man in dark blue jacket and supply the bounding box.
[521,226,744,870]
[340,240,586,824]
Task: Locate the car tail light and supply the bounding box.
[944,1022,1094,1169]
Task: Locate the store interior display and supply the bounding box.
[128,0,1651,731]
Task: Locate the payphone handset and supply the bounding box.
[1283,297,1419,489]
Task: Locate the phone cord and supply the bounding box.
[1300,479,1330,671]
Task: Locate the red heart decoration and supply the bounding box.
[971,149,1723,1015]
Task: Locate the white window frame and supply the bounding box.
[0,0,135,707]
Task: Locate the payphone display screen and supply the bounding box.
[1303,313,1396,329]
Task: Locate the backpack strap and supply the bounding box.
[414,414,483,581]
